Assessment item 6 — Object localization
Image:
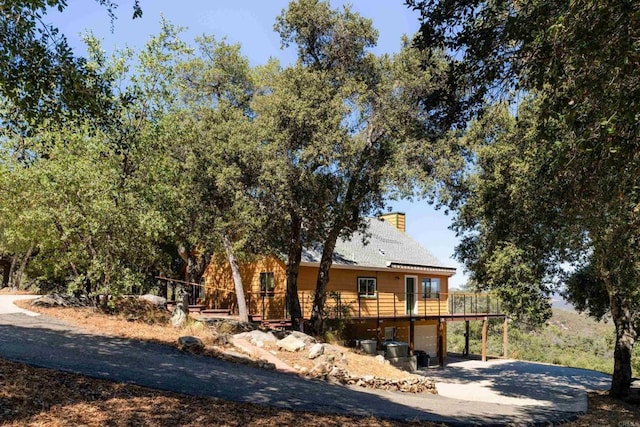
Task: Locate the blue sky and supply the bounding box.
[48,0,468,288]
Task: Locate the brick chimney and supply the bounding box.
[379,212,406,233]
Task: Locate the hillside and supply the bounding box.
[448,308,639,376]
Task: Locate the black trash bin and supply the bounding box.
[415,350,429,368]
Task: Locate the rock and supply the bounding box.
[254,340,264,348]
[375,355,386,364]
[288,331,316,345]
[211,332,231,346]
[32,293,92,308]
[177,336,204,353]
[257,360,276,370]
[170,304,187,327]
[31,295,63,307]
[235,330,278,345]
[139,294,166,306]
[276,334,306,352]
[308,343,324,359]
[309,361,332,377]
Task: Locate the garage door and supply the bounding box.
[414,324,437,357]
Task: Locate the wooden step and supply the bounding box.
[201,308,231,315]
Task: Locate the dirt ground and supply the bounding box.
[7,298,640,426]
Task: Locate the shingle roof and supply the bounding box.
[301,217,456,273]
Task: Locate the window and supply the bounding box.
[357,277,377,298]
[259,272,275,296]
[422,278,440,299]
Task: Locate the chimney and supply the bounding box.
[379,212,406,233]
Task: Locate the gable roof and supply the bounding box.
[301,217,456,275]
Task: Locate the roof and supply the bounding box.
[301,217,456,274]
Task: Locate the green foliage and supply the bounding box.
[448,310,623,376]
[0,1,142,130]
[409,0,640,394]
[265,1,456,331]
[0,119,173,295]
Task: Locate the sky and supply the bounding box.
[47,0,469,289]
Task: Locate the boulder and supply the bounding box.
[32,293,92,308]
[211,332,231,346]
[308,343,324,359]
[139,294,166,306]
[309,360,332,377]
[276,334,306,352]
[31,295,63,307]
[170,304,187,328]
[235,330,278,346]
[177,336,204,353]
[288,331,316,345]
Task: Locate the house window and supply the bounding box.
[358,277,377,298]
[260,272,275,297]
[422,278,440,299]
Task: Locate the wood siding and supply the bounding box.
[203,254,289,319]
[204,256,451,320]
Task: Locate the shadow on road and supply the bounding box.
[0,314,585,425]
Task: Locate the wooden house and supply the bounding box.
[202,212,505,364]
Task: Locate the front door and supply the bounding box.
[405,276,417,314]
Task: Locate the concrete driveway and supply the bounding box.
[0,294,40,316]
[422,358,610,413]
[0,295,612,425]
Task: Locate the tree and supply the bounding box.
[0,27,177,297]
[409,0,640,396]
[158,34,271,323]
[258,0,452,333]
[0,1,142,130]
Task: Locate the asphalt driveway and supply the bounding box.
[0,295,611,425]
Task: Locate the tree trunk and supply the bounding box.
[7,255,17,288]
[12,245,34,289]
[609,294,636,397]
[222,233,249,323]
[0,256,10,287]
[286,211,303,324]
[309,225,341,335]
[178,245,210,304]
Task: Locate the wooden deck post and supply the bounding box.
[437,320,445,367]
[409,319,415,353]
[503,316,508,359]
[463,320,470,357]
[481,317,488,362]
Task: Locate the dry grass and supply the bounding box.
[10,297,640,426]
[13,299,216,347]
[16,299,415,379]
[565,391,640,427]
[264,342,411,379]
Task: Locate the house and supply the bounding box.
[201,212,506,365]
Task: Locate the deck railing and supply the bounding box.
[194,287,502,320]
[154,277,503,320]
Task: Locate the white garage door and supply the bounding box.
[414,324,437,357]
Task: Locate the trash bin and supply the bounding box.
[382,341,409,358]
[415,350,429,368]
[360,339,377,355]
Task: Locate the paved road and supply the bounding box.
[0,295,611,425]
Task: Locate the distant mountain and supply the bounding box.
[550,292,576,311]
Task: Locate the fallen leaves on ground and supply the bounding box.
[0,357,427,427]
[11,297,640,426]
[565,391,640,427]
